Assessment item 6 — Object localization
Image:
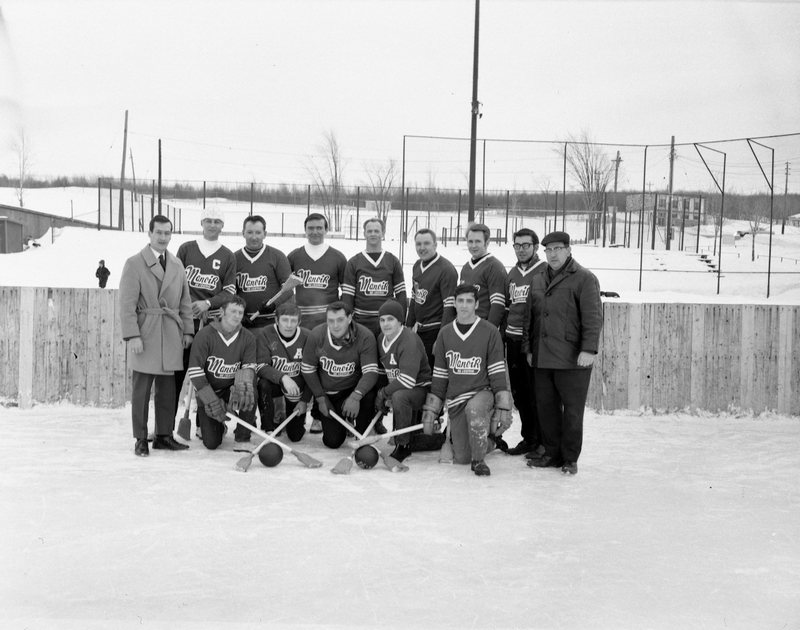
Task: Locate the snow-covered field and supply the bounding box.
[1,405,798,630]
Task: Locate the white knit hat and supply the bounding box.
[200,206,225,223]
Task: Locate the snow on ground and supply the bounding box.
[0,405,798,629]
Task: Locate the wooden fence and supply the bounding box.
[1,287,798,415]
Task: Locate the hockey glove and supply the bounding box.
[196,385,226,423]
[232,368,255,411]
[342,392,362,419]
[489,390,513,436]
[315,395,333,418]
[258,301,277,316]
[421,393,443,435]
[374,387,391,412]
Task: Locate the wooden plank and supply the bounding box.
[97,288,116,406]
[0,287,20,398]
[627,303,642,410]
[777,307,794,414]
[586,301,606,410]
[18,287,35,408]
[601,302,629,411]
[751,306,778,413]
[739,305,755,411]
[690,304,706,411]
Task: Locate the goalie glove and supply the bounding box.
[196,385,226,423]
[489,390,513,436]
[421,393,443,435]
[230,368,255,411]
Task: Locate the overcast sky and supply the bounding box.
[1,0,798,193]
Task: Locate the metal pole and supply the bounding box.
[467,0,480,222]
[157,140,162,215]
[400,136,406,263]
[481,139,486,224]
[118,109,128,228]
[456,189,462,244]
[97,178,101,230]
[355,186,360,241]
[651,193,658,250]
[562,143,567,231]
[717,155,726,295]
[665,135,675,250]
[504,190,510,243]
[108,183,113,227]
[638,147,648,291]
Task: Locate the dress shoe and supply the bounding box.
[525,444,547,460]
[135,438,149,457]
[527,454,561,468]
[152,435,189,450]
[471,460,491,476]
[561,461,578,475]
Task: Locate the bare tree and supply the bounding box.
[363,159,397,223]
[12,128,31,207]
[306,130,345,231]
[747,199,768,262]
[562,132,614,242]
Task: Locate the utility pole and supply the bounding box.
[157,139,162,214]
[118,110,128,229]
[467,0,480,223]
[665,135,675,250]
[611,150,621,244]
[129,148,137,201]
[783,161,790,234]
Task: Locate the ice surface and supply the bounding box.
[1,405,798,629]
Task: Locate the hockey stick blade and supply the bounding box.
[438,422,454,464]
[234,407,302,472]
[226,412,322,468]
[330,455,354,475]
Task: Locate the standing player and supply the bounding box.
[458,223,507,328]
[254,302,311,443]
[342,217,407,337]
[174,206,237,420]
[421,284,513,476]
[187,296,257,450]
[235,214,292,328]
[406,228,458,368]
[288,213,347,330]
[504,228,547,457]
[301,301,380,448]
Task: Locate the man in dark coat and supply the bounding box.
[96,260,110,288]
[522,231,602,475]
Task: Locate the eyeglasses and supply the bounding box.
[544,246,567,253]
[512,243,534,250]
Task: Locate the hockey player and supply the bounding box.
[342,217,407,338]
[458,223,508,328]
[288,213,347,330]
[187,296,257,450]
[235,215,292,328]
[301,301,380,448]
[254,302,311,443]
[174,206,237,418]
[504,228,547,457]
[422,283,513,476]
[406,228,458,368]
[375,300,437,462]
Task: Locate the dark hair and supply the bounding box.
[453,283,479,301]
[275,302,301,319]
[326,300,353,316]
[363,217,385,232]
[149,214,172,232]
[221,295,247,311]
[243,215,266,232]
[414,228,437,243]
[513,227,539,245]
[465,223,490,242]
[304,213,329,230]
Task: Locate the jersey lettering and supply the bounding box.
[444,350,481,374]
[413,285,429,304]
[357,276,389,296]
[206,356,241,378]
[185,265,220,291]
[295,268,331,289]
[272,356,301,377]
[508,282,530,304]
[237,272,268,292]
[320,356,356,377]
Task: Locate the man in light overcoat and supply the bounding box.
[120,214,194,457]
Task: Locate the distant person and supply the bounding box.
[458,223,508,328]
[119,215,193,457]
[523,231,602,476]
[96,260,110,288]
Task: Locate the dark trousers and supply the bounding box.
[534,367,593,463]
[131,371,176,439]
[251,380,306,443]
[198,388,257,450]
[321,387,377,449]
[388,386,427,445]
[506,337,541,446]
[416,327,440,370]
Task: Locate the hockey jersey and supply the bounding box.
[406,254,458,331]
[187,323,257,393]
[431,318,508,412]
[176,240,237,319]
[255,324,311,401]
[288,244,347,329]
[377,327,432,397]
[458,253,508,327]
[505,258,547,339]
[342,251,407,334]
[235,244,292,325]
[301,322,379,397]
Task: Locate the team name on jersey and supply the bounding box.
[272,357,301,377]
[206,356,241,378]
[186,265,221,290]
[385,368,400,381]
[236,272,268,292]
[320,356,356,377]
[357,276,389,296]
[295,268,331,289]
[509,282,530,303]
[444,350,482,374]
[413,285,429,304]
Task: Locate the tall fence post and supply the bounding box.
[504,190,510,242]
[108,183,113,228]
[97,178,101,230]
[456,189,462,244]
[355,186,360,241]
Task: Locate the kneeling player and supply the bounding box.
[301,301,379,448]
[421,284,513,476]
[254,302,311,442]
[187,296,257,449]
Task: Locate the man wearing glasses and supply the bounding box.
[522,231,602,476]
[504,228,547,457]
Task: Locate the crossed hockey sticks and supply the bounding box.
[233,408,302,472]
[248,274,304,322]
[328,410,410,473]
[226,412,322,468]
[330,409,384,475]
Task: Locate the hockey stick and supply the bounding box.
[226,412,322,468]
[438,418,453,464]
[330,411,410,473]
[248,274,304,322]
[234,408,301,472]
[331,409,384,475]
[349,422,425,449]
[176,380,194,441]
